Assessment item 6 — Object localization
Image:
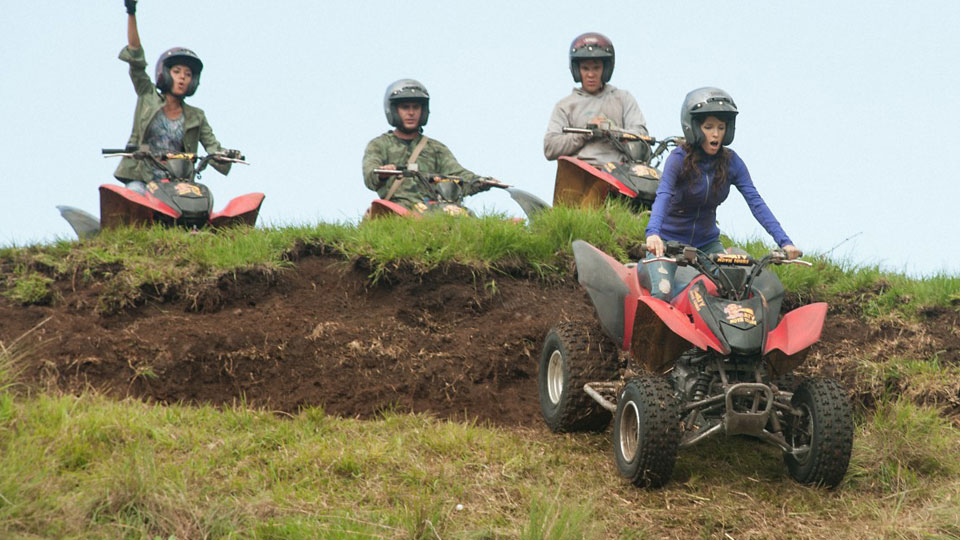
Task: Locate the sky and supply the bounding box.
[1,1,957,276]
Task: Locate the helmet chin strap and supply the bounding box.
[397,125,422,135]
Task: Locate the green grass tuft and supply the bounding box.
[850,399,960,493]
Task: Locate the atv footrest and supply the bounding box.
[584,381,621,413]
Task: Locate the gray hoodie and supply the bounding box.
[543,84,648,166]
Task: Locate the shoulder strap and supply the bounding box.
[383,174,405,201]
[406,135,429,170]
[384,135,430,201]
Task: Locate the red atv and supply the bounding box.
[552,126,682,211]
[538,240,853,488]
[58,147,263,239]
[365,167,549,221]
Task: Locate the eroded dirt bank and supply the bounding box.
[1,255,958,425]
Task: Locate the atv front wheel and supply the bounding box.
[784,377,854,488]
[613,375,681,488]
[538,322,619,432]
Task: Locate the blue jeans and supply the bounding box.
[644,239,725,301]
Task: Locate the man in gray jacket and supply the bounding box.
[543,32,648,167]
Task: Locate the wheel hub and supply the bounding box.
[619,401,640,462]
[547,350,564,404]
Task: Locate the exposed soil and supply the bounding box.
[1,254,958,426]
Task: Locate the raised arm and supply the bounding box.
[126,1,140,49]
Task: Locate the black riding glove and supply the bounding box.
[222,149,244,160]
[125,0,137,15]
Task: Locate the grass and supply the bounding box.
[859,353,960,410]
[0,325,957,539]
[0,208,958,538]
[1,204,957,318]
[0,384,956,539]
[1,265,55,305]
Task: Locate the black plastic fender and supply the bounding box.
[572,240,645,349]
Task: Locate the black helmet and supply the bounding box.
[680,87,739,146]
[383,79,430,128]
[155,47,203,97]
[569,32,615,84]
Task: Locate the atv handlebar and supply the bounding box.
[102,148,248,165]
[639,242,811,299]
[372,168,511,188]
[562,126,654,143]
[101,147,248,183]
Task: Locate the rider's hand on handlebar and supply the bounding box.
[212,149,244,162]
[377,164,398,179]
[476,177,507,192]
[125,0,137,14]
[781,244,802,260]
[645,235,666,257]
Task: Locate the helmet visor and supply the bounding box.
[689,96,737,117]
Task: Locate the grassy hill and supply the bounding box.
[1,205,958,539]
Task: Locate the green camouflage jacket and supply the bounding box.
[113,46,231,183]
[362,131,489,209]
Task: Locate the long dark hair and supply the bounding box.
[678,128,732,197]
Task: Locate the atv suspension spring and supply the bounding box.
[692,372,712,402]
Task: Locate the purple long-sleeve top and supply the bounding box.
[645,146,792,249]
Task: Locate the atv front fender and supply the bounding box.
[100,184,179,230]
[366,199,414,219]
[210,193,265,228]
[762,302,828,376]
[631,295,730,372]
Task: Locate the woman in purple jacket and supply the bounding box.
[644,87,801,300]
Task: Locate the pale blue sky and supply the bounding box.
[1,1,957,275]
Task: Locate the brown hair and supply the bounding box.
[677,141,731,197]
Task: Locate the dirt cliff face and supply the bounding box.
[1,255,958,425]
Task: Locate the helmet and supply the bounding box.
[680,87,739,146]
[155,47,203,97]
[569,32,615,84]
[383,79,430,129]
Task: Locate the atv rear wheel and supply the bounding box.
[613,375,681,488]
[538,322,619,433]
[783,377,854,488]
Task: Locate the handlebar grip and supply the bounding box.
[101,148,128,155]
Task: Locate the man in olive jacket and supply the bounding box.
[115,2,232,188]
[362,79,495,213]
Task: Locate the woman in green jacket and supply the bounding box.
[115,0,236,193]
